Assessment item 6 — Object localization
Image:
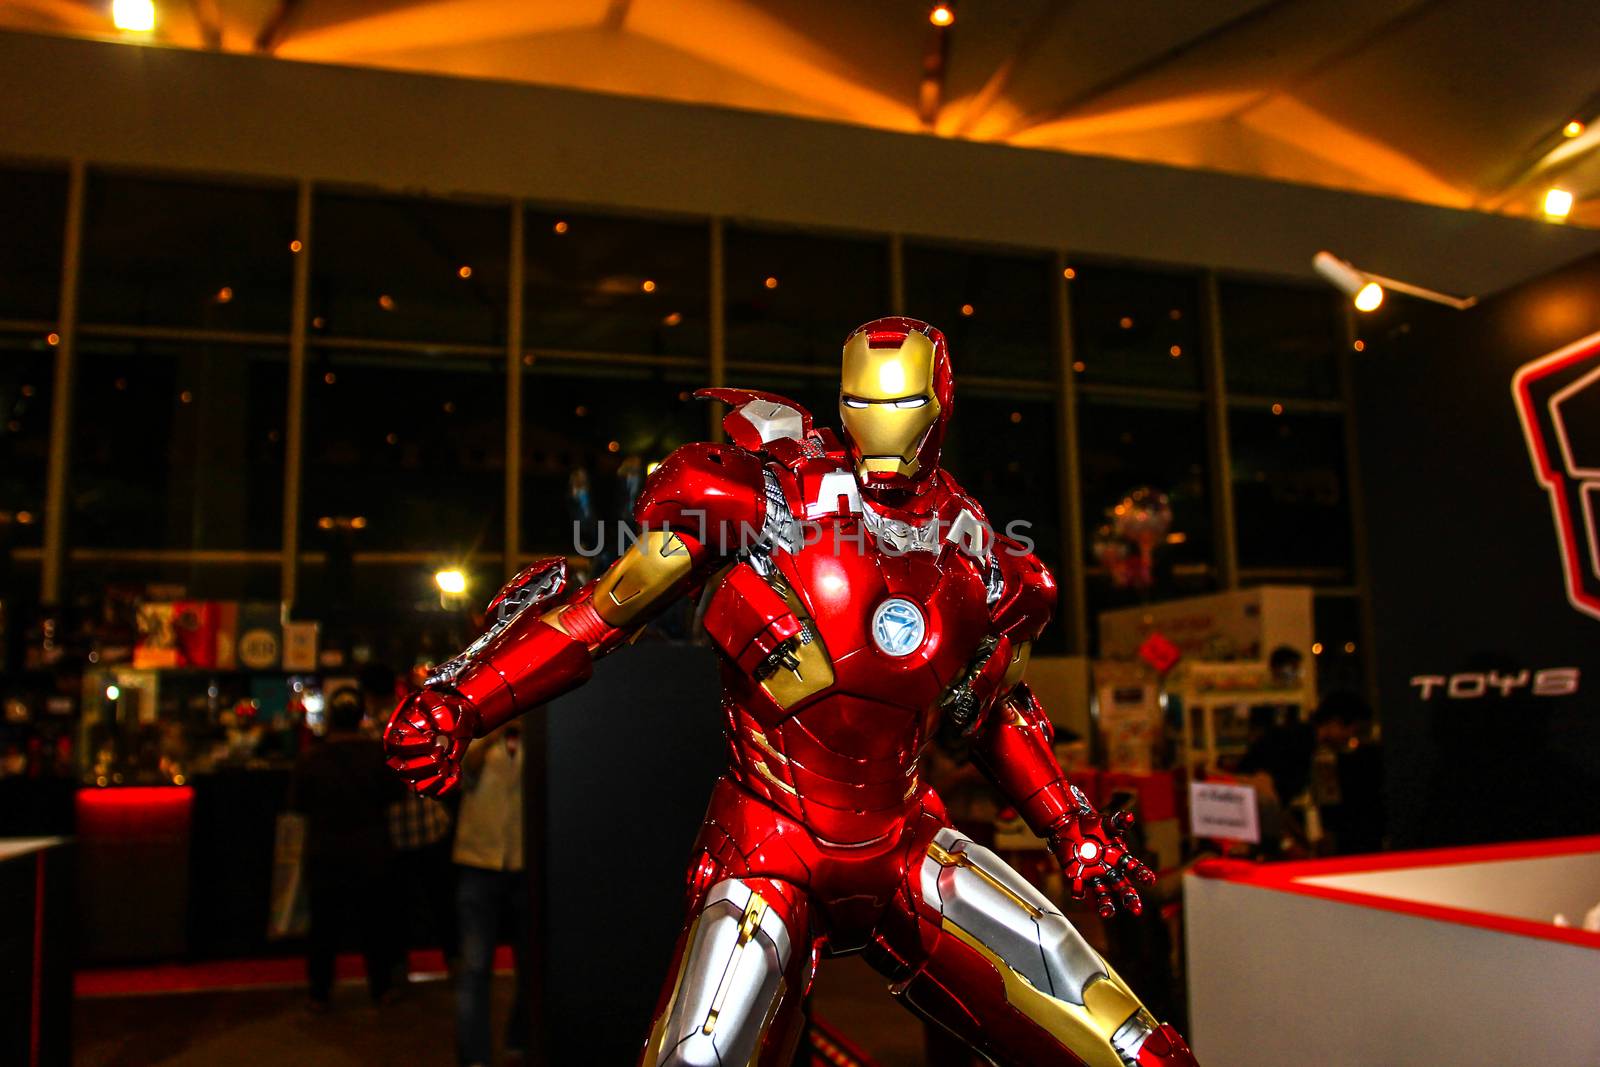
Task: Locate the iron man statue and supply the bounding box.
[385,317,1201,1067]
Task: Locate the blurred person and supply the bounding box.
[291,686,402,1010]
[1311,692,1386,855]
[1233,705,1315,858]
[364,663,457,979]
[453,720,530,1067]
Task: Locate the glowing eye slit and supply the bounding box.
[840,395,928,409]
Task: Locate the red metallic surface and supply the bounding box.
[385,316,1193,1065]
[1137,1024,1200,1066]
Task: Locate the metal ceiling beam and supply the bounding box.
[917,14,952,128]
[1000,0,1295,139]
[950,3,1067,138]
[255,0,303,54]
[1226,0,1446,122]
[1478,87,1600,211]
[601,0,632,32]
[188,0,224,50]
[11,0,104,32]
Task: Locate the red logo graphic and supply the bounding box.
[1512,330,1600,622]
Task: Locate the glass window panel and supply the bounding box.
[946,391,1065,651]
[1080,398,1213,594]
[943,392,1061,570]
[525,209,709,359]
[0,333,54,548]
[0,166,67,322]
[70,340,285,550]
[1069,264,1202,390]
[312,193,509,345]
[1312,594,1366,699]
[1220,280,1343,399]
[725,226,888,369]
[521,363,706,555]
[302,350,504,553]
[79,174,296,332]
[63,562,280,604]
[301,561,482,667]
[904,244,1054,381]
[1230,408,1351,574]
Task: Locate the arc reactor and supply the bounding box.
[871,597,926,657]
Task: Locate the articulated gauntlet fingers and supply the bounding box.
[1049,810,1156,917]
[384,689,479,796]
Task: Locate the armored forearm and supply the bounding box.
[968,683,1085,837]
[442,529,706,734]
[969,683,1153,916]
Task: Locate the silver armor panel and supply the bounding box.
[425,560,568,687]
[918,827,1108,1006]
[1111,1010,1160,1066]
[650,879,793,1067]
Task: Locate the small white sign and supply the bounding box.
[1189,781,1260,843]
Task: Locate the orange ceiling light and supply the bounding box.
[112,0,156,33]
[929,5,954,28]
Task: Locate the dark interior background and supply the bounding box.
[1357,251,1600,848]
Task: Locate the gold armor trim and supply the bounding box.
[925,838,1147,1067]
[747,728,789,766]
[839,329,940,480]
[703,892,770,1036]
[939,920,1141,1067]
[926,839,1044,920]
[593,530,695,627]
[751,757,798,797]
[756,571,834,710]
[1003,641,1032,689]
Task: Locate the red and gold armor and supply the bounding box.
[386,318,1200,1067]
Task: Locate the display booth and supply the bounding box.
[1185,837,1600,1065]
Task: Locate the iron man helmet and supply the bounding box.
[839,317,954,491]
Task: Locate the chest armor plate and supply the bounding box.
[703,509,992,732]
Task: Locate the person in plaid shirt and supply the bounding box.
[364,664,458,972]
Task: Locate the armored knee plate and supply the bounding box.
[645,879,794,1067]
[918,827,1163,1067]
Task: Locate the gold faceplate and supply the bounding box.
[839,329,940,479]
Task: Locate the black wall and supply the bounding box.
[536,640,725,1064]
[1356,251,1600,848]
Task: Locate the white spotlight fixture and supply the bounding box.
[112,0,156,32]
[434,568,467,596]
[1543,187,1574,220]
[1312,250,1477,312]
